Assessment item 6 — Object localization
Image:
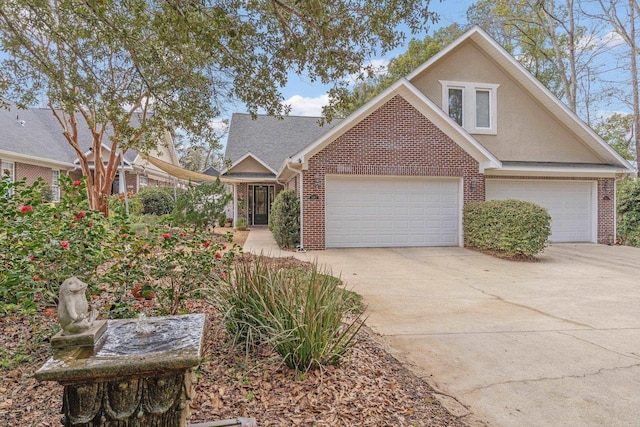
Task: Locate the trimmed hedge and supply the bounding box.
[137,187,175,215]
[270,189,300,249]
[464,199,551,257]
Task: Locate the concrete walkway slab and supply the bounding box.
[242,228,640,426]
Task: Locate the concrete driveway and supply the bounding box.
[256,238,640,426]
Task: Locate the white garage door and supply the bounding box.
[485,180,595,242]
[325,176,459,248]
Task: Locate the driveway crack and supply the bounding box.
[462,362,640,395]
[558,331,640,360]
[468,285,594,329]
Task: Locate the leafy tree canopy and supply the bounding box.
[0,0,437,213]
[594,113,636,161]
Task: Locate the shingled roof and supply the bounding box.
[225,113,343,172]
[0,105,138,164]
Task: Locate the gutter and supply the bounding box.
[0,149,76,170]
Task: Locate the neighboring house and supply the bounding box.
[225,26,634,250]
[0,106,181,199]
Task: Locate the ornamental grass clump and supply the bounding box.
[464,199,551,258]
[219,255,365,371]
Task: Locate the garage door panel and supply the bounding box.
[485,180,593,243]
[326,176,459,248]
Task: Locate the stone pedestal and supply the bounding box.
[36,314,206,427]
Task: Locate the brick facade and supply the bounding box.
[295,95,617,249]
[301,95,484,250]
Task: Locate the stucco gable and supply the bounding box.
[406,26,634,172]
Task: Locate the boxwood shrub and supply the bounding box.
[137,187,175,215]
[270,189,300,249]
[464,199,551,258]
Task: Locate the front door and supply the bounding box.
[252,185,270,225]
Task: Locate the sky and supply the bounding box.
[260,0,475,118]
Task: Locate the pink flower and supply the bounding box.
[60,240,69,249]
[162,233,171,240]
[33,275,40,282]
[215,252,222,259]
[202,241,211,248]
[29,255,36,261]
[72,180,81,187]
[220,272,227,279]
[78,211,86,219]
[179,232,184,238]
[222,245,227,251]
[19,205,33,214]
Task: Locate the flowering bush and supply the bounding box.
[1,176,239,317]
[0,176,116,310]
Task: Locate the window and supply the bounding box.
[1,161,14,195]
[51,170,61,202]
[441,81,499,134]
[139,175,148,188]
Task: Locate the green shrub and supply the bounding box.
[235,217,248,231]
[172,180,232,231]
[219,256,364,371]
[109,193,143,216]
[270,190,300,249]
[137,187,175,215]
[617,178,640,247]
[464,199,551,258]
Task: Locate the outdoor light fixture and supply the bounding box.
[603,180,613,200]
[469,177,479,191]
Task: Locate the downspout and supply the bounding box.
[284,159,304,250]
[233,183,238,228]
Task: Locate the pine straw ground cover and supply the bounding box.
[0,255,466,427]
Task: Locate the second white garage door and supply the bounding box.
[325,176,459,248]
[485,179,596,242]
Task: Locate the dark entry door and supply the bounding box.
[253,185,269,225]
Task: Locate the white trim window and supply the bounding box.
[440,81,499,134]
[51,169,61,202]
[139,175,148,188]
[1,161,14,195]
[1,161,14,182]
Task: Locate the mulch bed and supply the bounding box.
[0,255,467,427]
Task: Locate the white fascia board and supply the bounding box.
[220,152,277,175]
[0,150,76,170]
[485,165,626,178]
[292,78,501,171]
[276,158,303,183]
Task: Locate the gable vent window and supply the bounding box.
[441,81,499,134]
